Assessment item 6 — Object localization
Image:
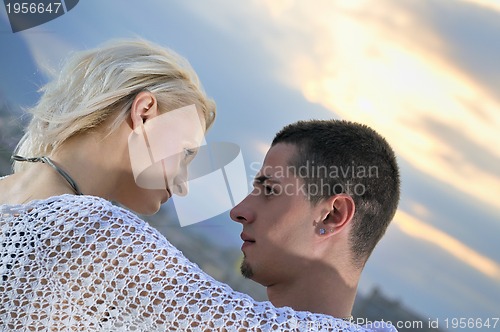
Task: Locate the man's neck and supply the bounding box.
[266,263,359,319]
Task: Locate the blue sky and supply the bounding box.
[1,0,499,327]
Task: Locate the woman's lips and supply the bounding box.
[162,188,172,203]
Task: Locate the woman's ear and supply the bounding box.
[317,194,356,236]
[130,91,159,130]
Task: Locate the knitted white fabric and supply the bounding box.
[0,194,395,331]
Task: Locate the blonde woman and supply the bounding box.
[0,39,392,331]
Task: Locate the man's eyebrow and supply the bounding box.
[254,175,280,184]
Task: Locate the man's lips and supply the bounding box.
[240,233,255,249]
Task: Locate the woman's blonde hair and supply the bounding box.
[14,39,216,172]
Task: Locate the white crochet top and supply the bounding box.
[0,194,396,331]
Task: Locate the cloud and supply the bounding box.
[460,0,500,12]
[180,0,500,210]
[243,0,500,211]
[19,33,76,79]
[394,210,500,280]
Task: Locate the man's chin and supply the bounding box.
[240,259,254,279]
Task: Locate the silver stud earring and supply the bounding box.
[319,228,334,235]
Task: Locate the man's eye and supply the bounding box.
[264,185,276,195]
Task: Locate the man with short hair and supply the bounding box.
[230,119,400,327]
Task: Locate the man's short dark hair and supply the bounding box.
[272,119,400,267]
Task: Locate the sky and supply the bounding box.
[1,0,499,329]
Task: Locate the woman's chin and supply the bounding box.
[134,203,161,216]
[125,198,162,216]
[119,189,169,215]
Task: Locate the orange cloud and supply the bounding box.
[255,0,500,211]
[395,210,500,280]
[460,0,500,12]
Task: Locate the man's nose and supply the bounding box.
[230,196,255,224]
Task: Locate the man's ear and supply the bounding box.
[130,91,159,130]
[317,194,355,236]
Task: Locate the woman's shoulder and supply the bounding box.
[48,194,134,217]
[1,194,148,230]
[1,193,172,257]
[48,194,147,225]
[1,193,113,212]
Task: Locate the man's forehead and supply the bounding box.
[263,143,296,164]
[257,144,298,180]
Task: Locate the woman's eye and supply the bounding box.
[184,148,196,159]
